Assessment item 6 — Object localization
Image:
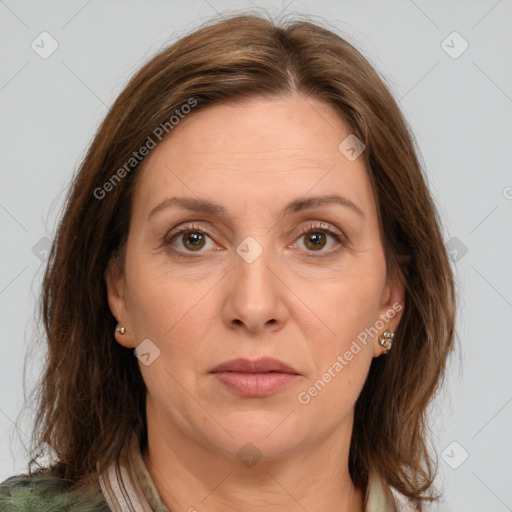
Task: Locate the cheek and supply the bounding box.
[124,246,210,339]
[292,258,385,410]
[295,309,374,424]
[124,254,222,391]
[302,263,385,348]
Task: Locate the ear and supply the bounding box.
[105,252,136,349]
[373,267,406,358]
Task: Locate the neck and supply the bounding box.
[142,414,364,512]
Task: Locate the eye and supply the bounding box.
[163,221,346,258]
[164,224,216,255]
[295,222,345,255]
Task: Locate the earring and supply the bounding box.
[379,330,394,352]
[115,325,126,335]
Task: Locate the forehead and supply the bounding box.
[133,94,375,218]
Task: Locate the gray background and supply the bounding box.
[1,1,511,510]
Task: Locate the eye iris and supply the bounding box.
[304,232,326,251]
[183,231,205,251]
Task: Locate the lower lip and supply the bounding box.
[213,372,299,397]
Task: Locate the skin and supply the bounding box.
[106,93,405,512]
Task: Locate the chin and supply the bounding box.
[212,410,303,454]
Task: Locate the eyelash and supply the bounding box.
[163,222,346,259]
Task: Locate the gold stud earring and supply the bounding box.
[379,330,394,353]
[115,325,126,335]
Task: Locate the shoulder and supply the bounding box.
[391,489,421,512]
[366,471,420,512]
[0,471,110,512]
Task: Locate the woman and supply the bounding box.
[0,12,455,512]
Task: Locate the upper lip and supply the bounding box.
[211,357,299,375]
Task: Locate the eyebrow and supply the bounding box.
[148,194,365,220]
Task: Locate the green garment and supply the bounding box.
[0,472,110,512]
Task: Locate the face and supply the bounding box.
[106,94,404,462]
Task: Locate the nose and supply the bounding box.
[221,242,289,335]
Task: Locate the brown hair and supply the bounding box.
[23,12,455,509]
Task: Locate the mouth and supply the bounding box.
[211,357,299,375]
[210,357,301,397]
